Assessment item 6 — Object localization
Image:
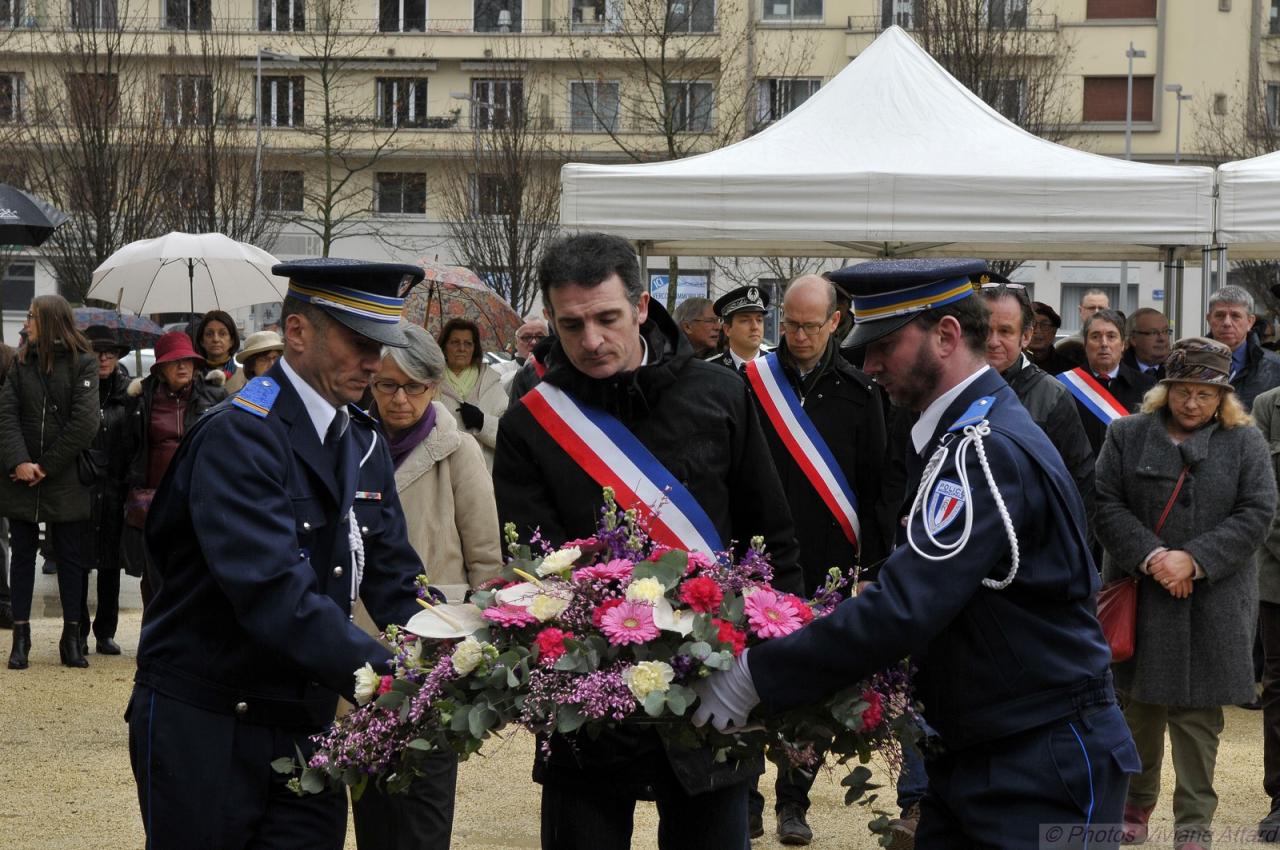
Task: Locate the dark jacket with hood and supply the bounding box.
[0,342,99,523]
[494,299,801,796]
[89,364,134,572]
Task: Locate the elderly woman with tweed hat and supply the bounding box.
[224,330,284,394]
[1095,337,1277,850]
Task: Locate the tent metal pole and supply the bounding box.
[1202,246,1213,336]
[1162,247,1175,324]
[1174,258,1185,335]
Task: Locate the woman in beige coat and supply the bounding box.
[437,318,508,471]
[351,322,502,850]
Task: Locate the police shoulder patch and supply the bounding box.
[948,395,997,432]
[231,376,280,418]
[925,479,966,536]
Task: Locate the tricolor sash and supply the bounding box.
[522,382,724,553]
[1056,367,1131,425]
[744,353,861,550]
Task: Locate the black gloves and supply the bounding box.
[458,402,484,431]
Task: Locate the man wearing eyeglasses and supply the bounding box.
[1123,308,1172,381]
[742,274,890,845]
[673,296,721,359]
[499,318,550,398]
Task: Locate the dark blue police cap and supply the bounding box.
[829,258,989,348]
[274,258,426,348]
[713,284,770,319]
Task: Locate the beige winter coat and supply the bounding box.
[438,362,508,471]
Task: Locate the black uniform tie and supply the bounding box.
[325,410,349,448]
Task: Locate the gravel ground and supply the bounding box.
[0,611,1273,849]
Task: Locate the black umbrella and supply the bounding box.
[0,184,69,247]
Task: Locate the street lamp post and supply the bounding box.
[1125,41,1147,161]
[254,48,300,213]
[1164,83,1193,164]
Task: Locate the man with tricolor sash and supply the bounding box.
[1057,308,1154,455]
[494,232,802,850]
[742,274,890,845]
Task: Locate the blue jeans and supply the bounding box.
[897,716,933,814]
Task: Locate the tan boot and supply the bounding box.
[884,802,921,850]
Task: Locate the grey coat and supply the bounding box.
[1252,385,1280,605]
[1096,410,1276,706]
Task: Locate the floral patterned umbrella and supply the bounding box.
[401,260,523,354]
[73,307,165,350]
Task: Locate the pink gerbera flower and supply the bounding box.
[573,559,635,583]
[744,589,803,638]
[482,603,539,628]
[600,601,660,645]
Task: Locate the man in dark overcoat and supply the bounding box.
[126,259,431,850]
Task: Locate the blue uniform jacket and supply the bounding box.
[135,362,425,728]
[748,368,1113,749]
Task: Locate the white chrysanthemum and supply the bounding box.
[536,547,582,577]
[623,661,675,700]
[451,636,488,676]
[625,577,666,604]
[529,593,570,622]
[353,663,380,705]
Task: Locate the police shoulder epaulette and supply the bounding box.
[231,376,280,418]
[347,403,374,425]
[947,395,997,432]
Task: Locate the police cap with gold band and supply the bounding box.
[272,258,425,348]
[830,258,990,348]
[713,284,770,320]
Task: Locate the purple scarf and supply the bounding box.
[386,403,437,470]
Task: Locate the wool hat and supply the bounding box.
[1161,337,1232,387]
[152,331,204,369]
[829,258,989,348]
[235,330,284,365]
[84,324,131,357]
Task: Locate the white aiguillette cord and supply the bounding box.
[347,429,378,619]
[906,420,1021,590]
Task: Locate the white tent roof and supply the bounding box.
[558,26,1215,260]
[1217,150,1280,259]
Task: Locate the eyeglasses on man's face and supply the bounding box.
[1032,320,1057,331]
[517,334,547,344]
[1132,328,1173,338]
[372,379,431,397]
[780,318,831,337]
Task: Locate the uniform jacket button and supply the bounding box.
[361,526,369,534]
[302,521,312,531]
[235,701,248,715]
[333,565,344,578]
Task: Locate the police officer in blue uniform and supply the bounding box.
[127,259,431,850]
[709,285,770,370]
[693,259,1139,849]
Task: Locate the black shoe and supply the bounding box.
[1261,807,1280,842]
[8,622,30,669]
[41,559,56,575]
[748,811,764,840]
[777,804,813,846]
[96,638,121,655]
[1240,696,1264,710]
[59,622,88,668]
[0,603,12,629]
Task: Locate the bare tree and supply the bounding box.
[712,256,843,290]
[436,50,566,316]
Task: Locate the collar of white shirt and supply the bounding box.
[729,348,762,370]
[279,356,341,444]
[910,365,991,456]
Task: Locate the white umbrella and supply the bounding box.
[87,231,288,315]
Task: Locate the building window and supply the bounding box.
[0,0,22,26]
[984,0,1026,27]
[667,0,713,32]
[2,261,33,312]
[379,0,425,31]
[376,172,426,214]
[1085,0,1156,19]
[756,77,819,125]
[0,73,22,123]
[377,78,428,128]
[1082,76,1153,123]
[1273,0,1280,35]
[258,0,303,31]
[474,174,511,216]
[67,73,119,121]
[165,0,211,29]
[879,0,917,28]
[71,0,117,28]
[570,81,620,132]
[665,81,713,132]
[260,76,304,127]
[572,0,622,31]
[263,170,304,212]
[1268,84,1280,129]
[764,0,821,21]
[472,78,523,129]
[474,0,520,31]
[980,77,1026,123]
[162,75,212,125]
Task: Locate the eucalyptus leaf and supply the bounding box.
[703,651,732,671]
[450,704,473,733]
[406,738,433,751]
[270,757,296,775]
[557,706,586,734]
[643,690,666,718]
[374,690,405,711]
[299,768,325,794]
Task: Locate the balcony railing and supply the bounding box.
[845,11,1057,33]
[0,14,718,34]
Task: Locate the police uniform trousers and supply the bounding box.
[127,685,346,850]
[916,704,1135,850]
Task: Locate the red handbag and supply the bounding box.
[1098,465,1189,663]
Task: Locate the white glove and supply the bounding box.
[691,649,760,731]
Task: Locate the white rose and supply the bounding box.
[625,577,666,604]
[536,547,582,577]
[353,663,379,705]
[529,593,570,622]
[623,660,675,700]
[451,636,487,676]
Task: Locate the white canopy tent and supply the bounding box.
[558,26,1215,262]
[1216,150,1280,260]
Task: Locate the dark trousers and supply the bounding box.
[352,750,458,850]
[747,754,816,816]
[916,705,1137,850]
[1262,601,1280,810]
[128,685,346,850]
[9,519,86,622]
[539,759,749,850]
[79,566,121,640]
[0,517,9,608]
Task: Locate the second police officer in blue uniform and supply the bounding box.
[693,259,1140,849]
[126,259,433,850]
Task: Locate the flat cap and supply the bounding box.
[274,258,425,348]
[830,258,989,347]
